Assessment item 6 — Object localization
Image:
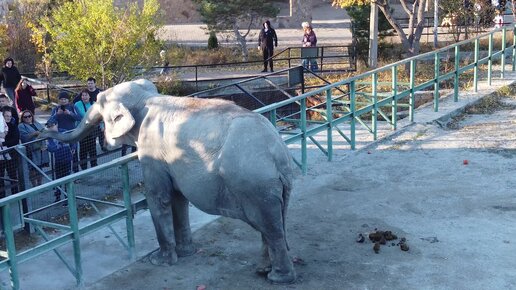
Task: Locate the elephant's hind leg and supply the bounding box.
[172,190,196,257]
[246,200,296,284]
[142,163,178,266]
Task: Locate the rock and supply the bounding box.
[373,242,381,254]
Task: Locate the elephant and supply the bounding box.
[41,79,296,284]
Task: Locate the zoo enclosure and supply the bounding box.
[0,25,514,290]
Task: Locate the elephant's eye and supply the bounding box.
[113,115,123,122]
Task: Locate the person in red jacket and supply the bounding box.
[14,78,37,115]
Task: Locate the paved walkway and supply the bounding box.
[158,2,353,47]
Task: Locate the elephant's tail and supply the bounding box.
[280,172,292,251]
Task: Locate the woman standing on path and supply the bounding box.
[258,20,278,73]
[301,22,318,71]
[15,78,37,115]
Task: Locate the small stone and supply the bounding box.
[373,242,381,254]
[356,233,365,243]
[400,243,409,251]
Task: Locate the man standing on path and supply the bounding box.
[258,20,278,73]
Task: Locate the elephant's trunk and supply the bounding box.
[42,103,103,143]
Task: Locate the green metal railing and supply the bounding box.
[0,153,139,289]
[255,27,515,173]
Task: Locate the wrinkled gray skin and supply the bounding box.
[41,79,295,284]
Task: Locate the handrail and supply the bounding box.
[0,153,139,289]
[254,26,514,173]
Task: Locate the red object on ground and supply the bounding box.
[463,160,469,165]
[196,285,207,290]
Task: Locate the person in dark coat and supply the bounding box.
[46,121,75,202]
[0,57,22,101]
[48,91,81,172]
[258,20,278,73]
[15,78,37,115]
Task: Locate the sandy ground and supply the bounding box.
[81,88,516,289]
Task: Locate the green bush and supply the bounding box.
[207,31,218,50]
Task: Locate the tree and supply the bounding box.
[35,0,162,87]
[194,0,279,60]
[347,4,392,66]
[333,0,428,57]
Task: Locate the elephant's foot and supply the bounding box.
[176,243,196,257]
[148,248,178,266]
[267,268,296,285]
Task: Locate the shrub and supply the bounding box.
[207,31,218,50]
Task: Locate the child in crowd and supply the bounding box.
[46,121,75,202]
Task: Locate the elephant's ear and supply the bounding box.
[110,103,135,139]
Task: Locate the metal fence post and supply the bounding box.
[350,80,356,150]
[66,181,84,287]
[474,38,479,92]
[512,26,516,71]
[300,98,307,174]
[501,27,506,78]
[372,72,378,140]
[46,84,50,104]
[2,203,19,290]
[320,47,324,72]
[488,33,493,86]
[15,145,32,233]
[121,163,135,260]
[409,59,416,122]
[434,51,440,111]
[454,45,460,102]
[325,89,333,161]
[391,65,398,130]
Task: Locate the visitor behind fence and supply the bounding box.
[0,94,19,126]
[258,20,278,73]
[15,78,37,115]
[0,57,21,102]
[301,21,318,71]
[73,77,105,152]
[74,89,97,170]
[18,110,49,187]
[46,121,75,202]
[0,106,20,198]
[49,91,80,173]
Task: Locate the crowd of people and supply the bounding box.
[0,67,119,201]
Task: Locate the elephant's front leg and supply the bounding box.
[144,169,178,266]
[172,190,196,257]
